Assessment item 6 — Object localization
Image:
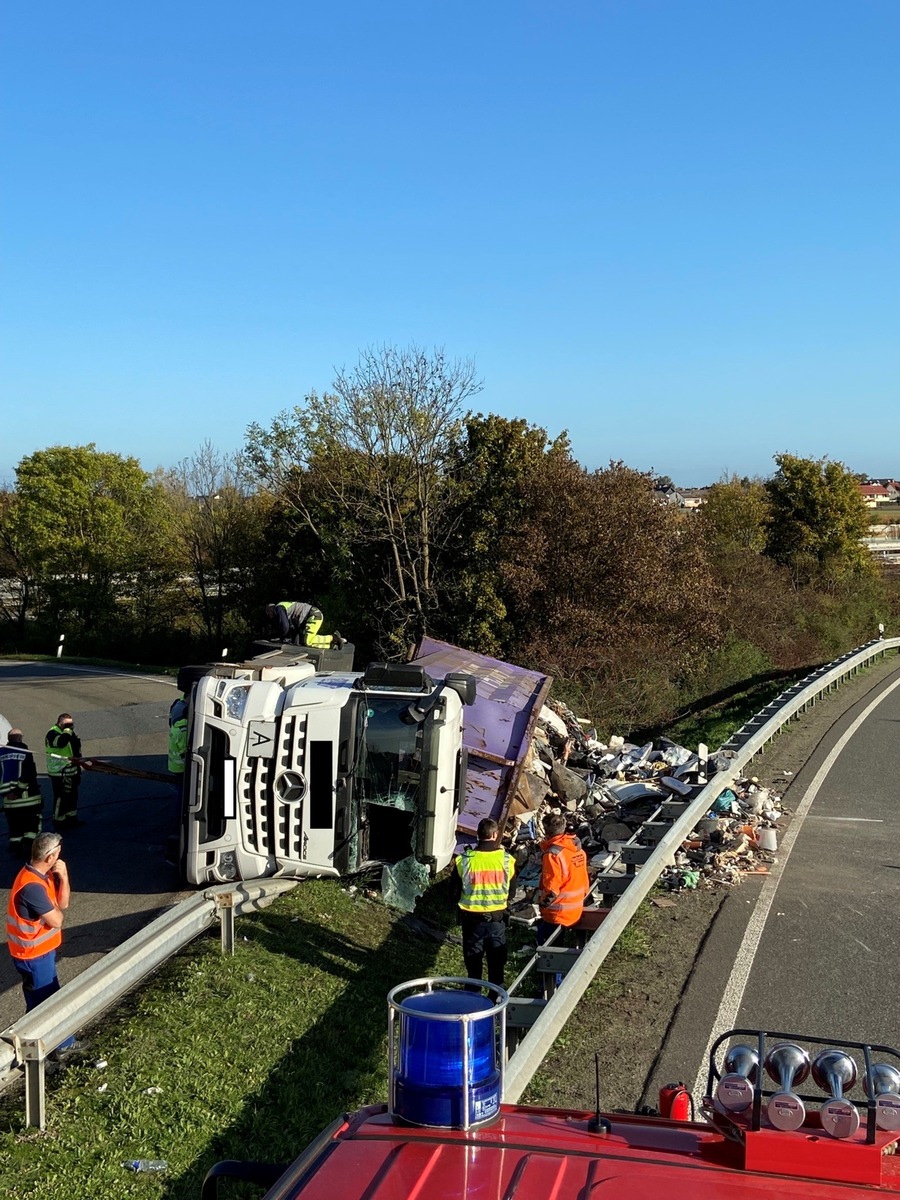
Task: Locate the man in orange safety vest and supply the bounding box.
[536,811,589,944]
[5,831,75,1048]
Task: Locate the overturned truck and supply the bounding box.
[180,638,551,886]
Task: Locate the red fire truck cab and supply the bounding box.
[201,979,900,1200]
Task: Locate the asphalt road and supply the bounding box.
[0,661,190,1031]
[649,661,900,1099]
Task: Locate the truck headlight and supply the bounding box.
[217,851,238,881]
[224,685,251,721]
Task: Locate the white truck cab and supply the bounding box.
[182,655,474,886]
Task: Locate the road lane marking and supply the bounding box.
[807,816,883,822]
[691,671,900,1101]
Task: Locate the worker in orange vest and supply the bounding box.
[5,831,75,1049]
[536,811,589,944]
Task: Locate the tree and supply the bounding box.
[436,415,564,652]
[12,444,171,635]
[496,454,722,731]
[246,345,482,652]
[764,454,874,587]
[163,443,268,650]
[0,488,35,632]
[701,475,769,561]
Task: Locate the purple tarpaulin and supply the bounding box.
[413,637,552,840]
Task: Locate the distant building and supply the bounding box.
[869,479,900,499]
[652,486,709,510]
[859,483,894,507]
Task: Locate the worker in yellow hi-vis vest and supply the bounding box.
[453,817,515,987]
[45,714,83,829]
[265,601,346,650]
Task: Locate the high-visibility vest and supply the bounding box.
[45,726,77,777]
[457,847,514,914]
[6,865,62,960]
[168,696,189,774]
[0,744,41,807]
[279,601,313,628]
[539,834,589,927]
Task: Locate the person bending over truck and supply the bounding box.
[536,811,589,944]
[454,817,515,988]
[265,601,346,650]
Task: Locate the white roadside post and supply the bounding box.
[56,634,65,659]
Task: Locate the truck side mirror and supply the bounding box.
[444,672,477,706]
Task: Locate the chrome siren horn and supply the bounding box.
[765,1042,810,1131]
[865,1063,900,1132]
[715,1044,759,1114]
[813,1049,859,1139]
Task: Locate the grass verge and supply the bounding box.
[0,878,465,1200]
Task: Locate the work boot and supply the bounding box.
[331,631,347,650]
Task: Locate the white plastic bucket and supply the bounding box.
[757,827,777,852]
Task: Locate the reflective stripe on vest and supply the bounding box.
[45,727,76,776]
[2,789,42,808]
[5,866,62,960]
[0,746,29,787]
[457,848,513,913]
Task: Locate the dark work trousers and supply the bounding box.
[459,910,508,988]
[51,774,80,824]
[5,801,43,853]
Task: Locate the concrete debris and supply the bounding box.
[503,704,788,921]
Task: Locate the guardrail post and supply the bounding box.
[216,892,236,955]
[21,1039,47,1129]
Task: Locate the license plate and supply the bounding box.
[246,720,277,758]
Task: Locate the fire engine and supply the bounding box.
[201,977,900,1199]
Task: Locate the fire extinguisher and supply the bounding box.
[658,1082,692,1121]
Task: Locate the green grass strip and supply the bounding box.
[0,879,465,1199]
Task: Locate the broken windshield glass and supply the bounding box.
[356,697,423,812]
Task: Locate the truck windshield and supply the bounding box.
[356,697,423,812]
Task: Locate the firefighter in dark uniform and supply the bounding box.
[45,713,83,829]
[0,729,44,857]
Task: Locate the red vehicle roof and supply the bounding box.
[259,1103,900,1199]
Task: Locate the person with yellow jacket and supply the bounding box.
[45,713,83,829]
[454,817,514,987]
[536,811,589,943]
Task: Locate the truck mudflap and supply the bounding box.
[412,637,551,839]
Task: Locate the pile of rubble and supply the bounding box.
[505,699,785,915]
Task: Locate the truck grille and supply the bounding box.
[239,713,308,859]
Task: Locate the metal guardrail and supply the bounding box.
[502,637,900,1099]
[0,638,895,1125]
[0,879,297,1128]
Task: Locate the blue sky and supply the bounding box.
[3,1,898,485]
